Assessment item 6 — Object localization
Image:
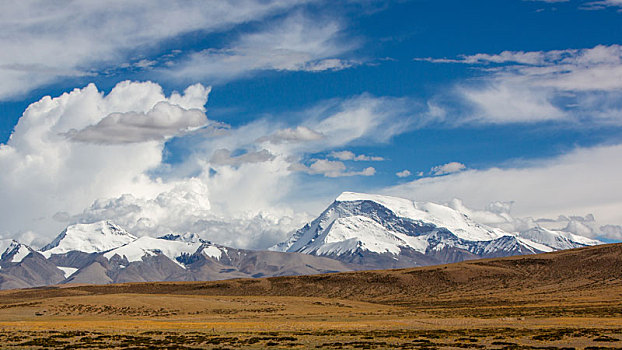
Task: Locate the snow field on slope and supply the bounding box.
[337,192,508,242]
[57,266,78,278]
[202,245,223,259]
[301,215,429,256]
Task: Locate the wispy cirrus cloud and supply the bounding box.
[581,0,622,10]
[209,149,276,166]
[419,45,622,125]
[523,0,569,3]
[164,13,359,83]
[0,1,317,100]
[256,126,324,145]
[526,0,622,10]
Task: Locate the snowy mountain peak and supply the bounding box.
[40,220,137,257]
[516,226,600,250]
[0,239,32,263]
[337,191,414,206]
[335,192,506,241]
[276,192,601,267]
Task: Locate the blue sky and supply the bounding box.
[1,0,622,247]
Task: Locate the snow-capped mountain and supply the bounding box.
[0,239,65,290]
[0,220,352,289]
[0,239,32,264]
[41,221,137,257]
[274,192,601,268]
[516,226,599,250]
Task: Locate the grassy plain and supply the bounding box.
[0,243,621,349]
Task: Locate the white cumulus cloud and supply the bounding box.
[0,80,211,241]
[66,85,211,144]
[396,170,411,178]
[430,162,466,175]
[445,198,618,240]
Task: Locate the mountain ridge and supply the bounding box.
[3,242,620,306]
[0,192,605,290]
[1,220,354,290]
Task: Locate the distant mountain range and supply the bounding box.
[0,192,601,289]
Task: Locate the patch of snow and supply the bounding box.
[57,266,78,278]
[11,245,31,263]
[415,201,507,241]
[202,245,222,260]
[336,192,418,218]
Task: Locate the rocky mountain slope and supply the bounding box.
[0,239,65,290]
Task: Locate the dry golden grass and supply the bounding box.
[0,243,621,348]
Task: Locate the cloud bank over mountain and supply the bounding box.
[385,144,622,239]
[0,81,417,248]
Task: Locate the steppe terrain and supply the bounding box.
[0,243,620,349]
